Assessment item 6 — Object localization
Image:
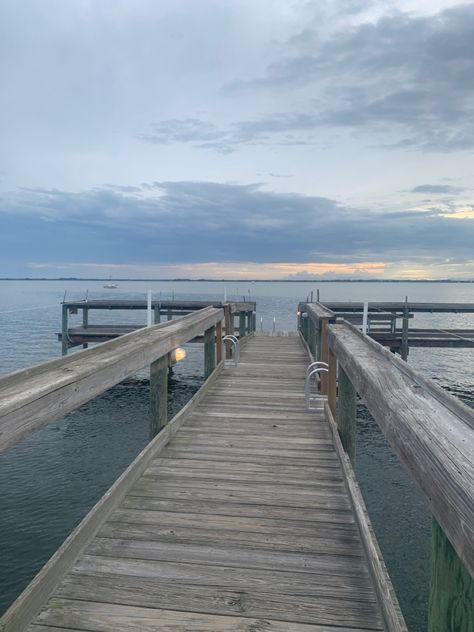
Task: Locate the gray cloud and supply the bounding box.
[412,184,464,194]
[222,5,474,152]
[1,181,473,267]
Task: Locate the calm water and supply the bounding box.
[0,280,473,630]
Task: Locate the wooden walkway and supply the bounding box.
[24,334,400,631]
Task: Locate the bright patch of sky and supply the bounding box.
[0,0,473,278]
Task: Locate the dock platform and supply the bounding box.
[17,334,402,631]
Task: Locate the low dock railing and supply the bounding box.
[299,302,474,631]
[0,306,226,452]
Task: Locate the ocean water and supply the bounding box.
[0,279,473,630]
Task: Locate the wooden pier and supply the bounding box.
[59,299,256,354]
[299,301,474,360]
[0,303,473,631]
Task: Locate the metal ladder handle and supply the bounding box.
[222,335,240,364]
[305,367,329,410]
[305,361,328,378]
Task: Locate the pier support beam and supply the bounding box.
[224,306,234,359]
[204,325,216,379]
[336,367,356,465]
[239,312,246,341]
[216,320,223,365]
[320,319,330,393]
[153,305,161,324]
[150,354,168,437]
[401,305,410,361]
[428,519,474,632]
[327,348,337,417]
[82,306,89,349]
[61,305,69,356]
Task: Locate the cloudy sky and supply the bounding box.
[1,0,474,279]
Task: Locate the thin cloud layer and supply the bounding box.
[141,4,474,153]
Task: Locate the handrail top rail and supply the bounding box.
[62,299,256,313]
[321,301,474,313]
[300,302,337,323]
[328,320,474,577]
[0,306,224,452]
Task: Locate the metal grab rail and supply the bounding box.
[222,335,240,365]
[305,367,328,410]
[305,361,328,378]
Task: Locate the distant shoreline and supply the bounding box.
[1,278,473,283]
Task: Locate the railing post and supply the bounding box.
[153,303,161,324]
[216,320,223,364]
[61,304,69,356]
[336,366,356,465]
[401,305,409,361]
[239,312,246,340]
[428,519,474,632]
[320,318,329,393]
[224,305,233,358]
[150,354,168,437]
[82,306,89,349]
[328,347,337,416]
[204,325,216,379]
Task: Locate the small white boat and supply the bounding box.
[103,282,118,289]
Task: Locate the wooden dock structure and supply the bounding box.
[299,301,474,360]
[59,299,256,354]
[0,303,473,631]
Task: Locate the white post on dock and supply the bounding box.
[272,316,276,334]
[362,301,369,334]
[147,290,152,327]
[224,286,227,302]
[260,316,263,332]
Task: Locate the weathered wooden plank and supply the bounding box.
[113,505,357,532]
[73,555,372,592]
[97,521,360,555]
[328,322,474,577]
[52,578,382,628]
[30,599,382,632]
[86,537,366,577]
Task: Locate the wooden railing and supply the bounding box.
[299,302,474,631]
[0,306,225,452]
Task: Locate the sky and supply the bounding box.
[1,0,474,280]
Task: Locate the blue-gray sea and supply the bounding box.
[0,279,473,631]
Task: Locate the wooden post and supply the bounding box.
[320,318,329,393]
[252,312,256,332]
[153,304,161,324]
[428,519,474,632]
[150,354,168,437]
[336,366,356,465]
[224,305,233,358]
[167,309,172,321]
[82,306,89,349]
[239,312,246,341]
[328,348,337,416]
[204,325,216,379]
[246,311,252,334]
[61,304,69,356]
[216,320,223,364]
[401,305,409,361]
